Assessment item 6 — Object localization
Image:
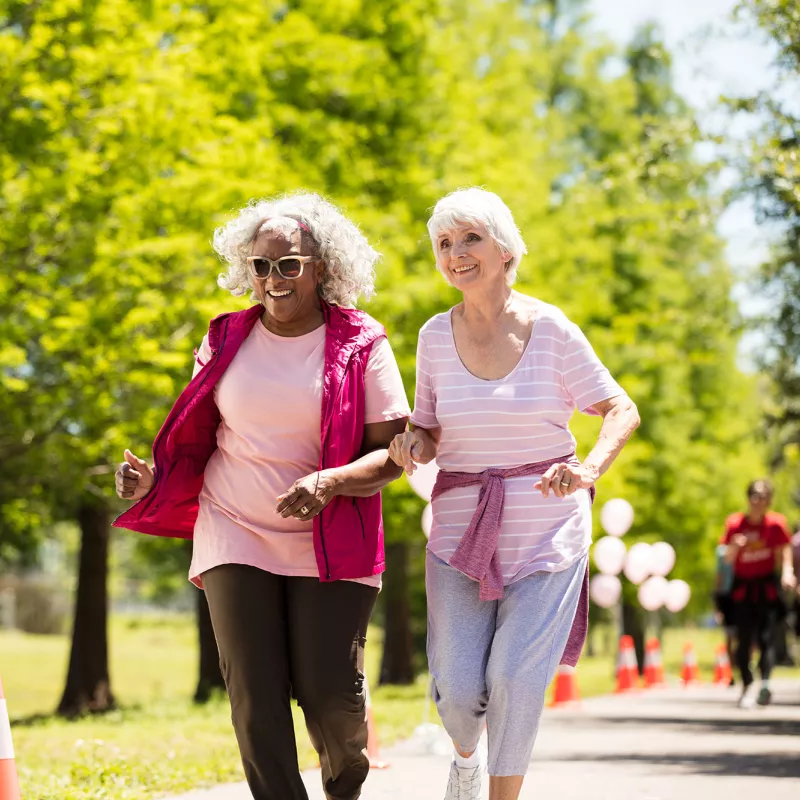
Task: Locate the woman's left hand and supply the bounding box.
[276,471,336,520]
[534,462,598,499]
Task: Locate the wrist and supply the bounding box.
[582,463,601,483]
[318,468,343,498]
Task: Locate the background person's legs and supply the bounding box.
[288,577,378,800]
[757,609,777,682]
[203,564,308,800]
[735,609,757,687]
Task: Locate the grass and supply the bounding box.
[2,615,798,799]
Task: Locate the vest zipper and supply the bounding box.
[318,348,357,580]
[353,497,365,539]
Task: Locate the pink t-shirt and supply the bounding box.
[189,320,410,589]
[411,303,624,582]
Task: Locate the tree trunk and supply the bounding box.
[57,497,115,717]
[379,542,415,685]
[194,586,225,703]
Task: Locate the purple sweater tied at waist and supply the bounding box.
[430,453,593,668]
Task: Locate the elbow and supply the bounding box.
[627,399,641,432]
[630,400,642,433]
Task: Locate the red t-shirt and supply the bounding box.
[722,511,791,580]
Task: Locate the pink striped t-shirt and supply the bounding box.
[410,302,624,582]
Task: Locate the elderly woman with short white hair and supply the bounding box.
[115,192,409,800]
[390,188,639,800]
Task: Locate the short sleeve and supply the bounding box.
[192,334,213,379]
[721,517,735,544]
[410,332,439,429]
[364,336,411,424]
[768,515,792,547]
[561,322,625,414]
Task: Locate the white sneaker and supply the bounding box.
[444,756,484,800]
[738,683,757,709]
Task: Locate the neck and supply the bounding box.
[460,281,513,327]
[746,509,766,525]
[260,303,324,337]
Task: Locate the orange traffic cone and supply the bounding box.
[364,677,389,770]
[0,675,21,800]
[615,635,640,693]
[681,642,701,686]
[712,643,733,685]
[550,665,581,707]
[643,638,666,688]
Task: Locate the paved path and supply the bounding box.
[165,680,800,799]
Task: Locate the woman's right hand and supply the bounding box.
[115,449,155,500]
[388,429,435,475]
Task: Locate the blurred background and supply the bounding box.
[0,1,799,798]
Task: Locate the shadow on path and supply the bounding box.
[587,714,800,738]
[543,750,800,779]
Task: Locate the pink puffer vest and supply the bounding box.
[113,301,387,581]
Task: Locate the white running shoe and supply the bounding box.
[738,683,757,709]
[444,756,484,800]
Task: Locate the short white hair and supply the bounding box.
[213,192,379,306]
[427,188,528,285]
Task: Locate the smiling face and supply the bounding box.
[435,222,511,292]
[249,222,324,331]
[747,486,773,518]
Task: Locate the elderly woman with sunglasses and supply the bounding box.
[114,193,410,800]
[389,189,639,800]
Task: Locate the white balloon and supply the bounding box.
[600,498,634,537]
[665,579,691,613]
[590,574,622,609]
[592,536,627,576]
[638,575,669,611]
[407,459,439,502]
[649,542,676,578]
[623,542,652,585]
[421,504,433,539]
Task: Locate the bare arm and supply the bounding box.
[276,417,408,518]
[780,544,796,589]
[537,394,640,498]
[324,418,409,497]
[582,395,641,481]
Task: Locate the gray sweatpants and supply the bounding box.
[426,552,587,776]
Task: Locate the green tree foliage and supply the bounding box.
[0,0,768,690]
[375,3,765,640]
[731,1,800,485]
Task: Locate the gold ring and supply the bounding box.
[560,478,571,487]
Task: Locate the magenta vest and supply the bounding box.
[113,302,387,581]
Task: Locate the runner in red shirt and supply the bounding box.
[722,479,795,707]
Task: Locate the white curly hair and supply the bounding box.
[427,188,528,285]
[214,192,379,306]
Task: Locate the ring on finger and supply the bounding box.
[300,505,310,516]
[560,476,572,487]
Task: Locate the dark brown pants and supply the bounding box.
[203,564,378,800]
